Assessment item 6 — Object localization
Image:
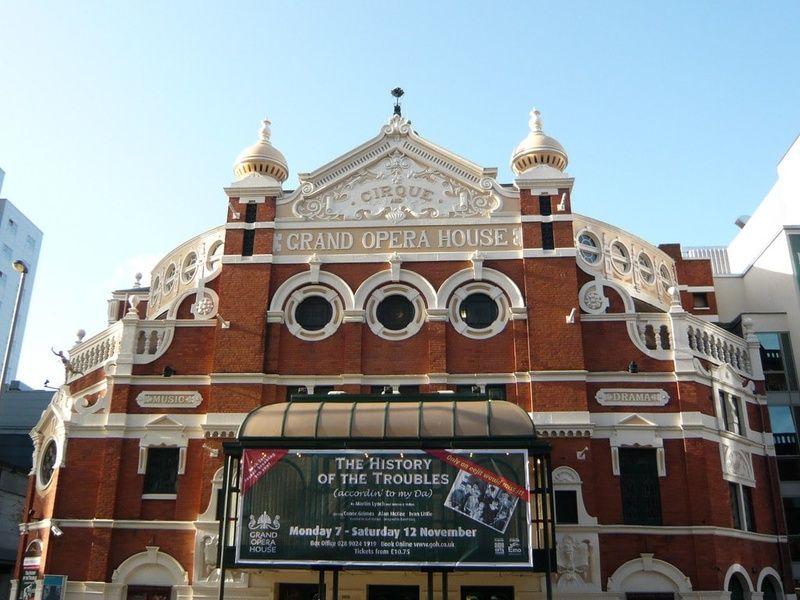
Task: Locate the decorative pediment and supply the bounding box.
[145,415,185,429]
[285,115,512,223]
[713,363,755,393]
[616,414,658,427]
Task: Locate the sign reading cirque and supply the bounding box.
[236,449,533,569]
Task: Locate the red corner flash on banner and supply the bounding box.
[426,449,529,501]
[241,449,288,494]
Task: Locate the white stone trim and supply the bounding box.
[522,248,577,258]
[606,553,693,595]
[595,388,670,407]
[284,284,344,341]
[224,221,275,229]
[608,414,666,476]
[552,467,597,525]
[221,254,273,264]
[111,546,188,585]
[268,250,524,263]
[354,268,437,310]
[720,439,756,487]
[723,563,755,594]
[365,283,427,341]
[137,416,189,475]
[447,281,511,339]
[755,567,784,597]
[136,391,202,409]
[269,270,355,312]
[437,267,525,311]
[579,280,610,315]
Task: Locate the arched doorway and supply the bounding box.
[728,574,747,600]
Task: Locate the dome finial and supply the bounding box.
[511,106,568,175]
[259,118,272,142]
[529,108,543,133]
[233,117,288,182]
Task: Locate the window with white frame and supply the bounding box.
[138,420,188,498]
[730,482,755,531]
[719,390,745,436]
[143,447,180,494]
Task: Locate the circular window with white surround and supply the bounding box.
[150,275,162,305]
[576,231,601,265]
[610,241,631,274]
[448,283,509,339]
[366,284,426,340]
[658,263,673,294]
[163,263,178,293]
[206,240,224,274]
[38,438,58,490]
[637,252,655,284]
[285,285,343,341]
[181,252,198,284]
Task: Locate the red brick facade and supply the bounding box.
[13,113,790,600]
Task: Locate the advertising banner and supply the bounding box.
[236,449,532,569]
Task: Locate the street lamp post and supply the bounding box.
[0,259,29,404]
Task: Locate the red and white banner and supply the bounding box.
[426,449,530,501]
[241,449,287,494]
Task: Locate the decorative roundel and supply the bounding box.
[367,284,426,340]
[610,241,631,274]
[637,252,655,284]
[181,252,198,284]
[448,283,509,339]
[285,285,343,341]
[576,231,601,265]
[163,263,178,293]
[38,439,58,488]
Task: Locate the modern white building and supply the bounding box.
[688,133,800,585]
[0,172,42,384]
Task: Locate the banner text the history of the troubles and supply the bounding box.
[236,449,533,569]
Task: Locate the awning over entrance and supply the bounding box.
[238,398,536,443]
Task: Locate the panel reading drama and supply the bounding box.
[236,449,533,569]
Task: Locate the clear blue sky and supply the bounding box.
[1,1,799,389]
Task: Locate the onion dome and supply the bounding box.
[233,118,289,182]
[511,108,568,175]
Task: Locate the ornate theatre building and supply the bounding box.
[13,105,792,600]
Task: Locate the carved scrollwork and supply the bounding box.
[555,535,593,589]
[478,176,494,191]
[300,180,316,195]
[294,153,499,222]
[382,114,412,136]
[552,466,582,484]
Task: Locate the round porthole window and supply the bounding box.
[163,263,177,293]
[39,439,57,487]
[449,283,509,339]
[376,295,415,331]
[285,285,343,341]
[181,252,198,283]
[577,231,601,265]
[638,252,655,284]
[366,285,427,340]
[610,241,631,274]
[295,296,333,331]
[659,263,673,294]
[206,239,224,274]
[459,293,499,329]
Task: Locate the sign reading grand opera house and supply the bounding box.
[13,101,791,600]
